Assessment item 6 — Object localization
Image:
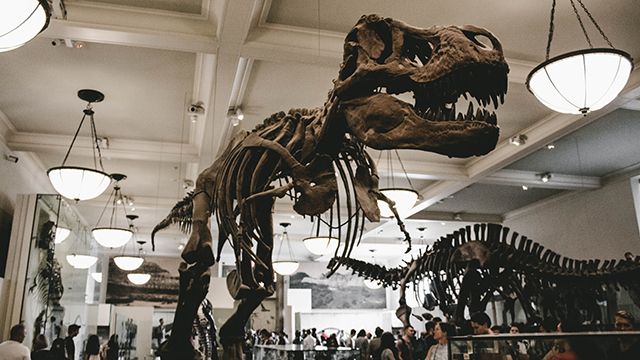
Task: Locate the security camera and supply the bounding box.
[188,103,205,115]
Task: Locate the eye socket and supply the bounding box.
[463,31,494,50]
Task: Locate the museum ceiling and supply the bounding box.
[1,0,639,261]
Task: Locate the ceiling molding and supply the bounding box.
[8,132,199,163]
[376,159,467,181]
[68,0,211,20]
[42,19,218,53]
[410,210,503,223]
[0,109,16,144]
[480,169,600,190]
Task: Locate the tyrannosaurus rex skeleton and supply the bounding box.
[153,15,508,359]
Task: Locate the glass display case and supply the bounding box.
[254,344,360,360]
[449,331,640,360]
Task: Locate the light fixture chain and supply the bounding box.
[95,187,115,227]
[575,0,614,48]
[394,150,416,190]
[89,112,106,171]
[545,0,557,60]
[569,0,593,48]
[60,113,88,167]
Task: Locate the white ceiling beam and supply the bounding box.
[480,169,600,190]
[198,0,266,169]
[42,19,217,53]
[8,132,199,163]
[410,211,503,223]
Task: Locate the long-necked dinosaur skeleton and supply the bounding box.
[332,223,640,326]
[153,15,508,359]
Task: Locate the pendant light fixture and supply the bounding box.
[273,222,299,276]
[526,0,633,115]
[65,227,98,269]
[54,226,71,244]
[114,220,145,271]
[47,89,112,201]
[127,273,151,285]
[92,174,133,248]
[303,215,339,256]
[377,150,419,218]
[0,0,52,52]
[66,254,98,269]
[363,250,383,290]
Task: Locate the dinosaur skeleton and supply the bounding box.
[153,15,508,359]
[331,223,640,326]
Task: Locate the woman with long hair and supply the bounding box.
[380,332,399,360]
[84,334,100,360]
[425,323,456,360]
[106,334,119,360]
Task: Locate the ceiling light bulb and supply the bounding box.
[235,108,244,121]
[539,172,552,183]
[509,134,527,146]
[546,144,555,150]
[522,185,529,191]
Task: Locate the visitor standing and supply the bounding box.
[65,324,80,360]
[425,323,456,360]
[396,325,415,360]
[606,310,640,360]
[0,324,31,360]
[379,332,398,360]
[353,329,369,360]
[31,334,53,360]
[104,335,119,360]
[84,335,100,360]
[369,327,384,360]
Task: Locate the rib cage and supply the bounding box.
[332,223,640,321]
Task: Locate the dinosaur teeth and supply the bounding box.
[491,93,499,109]
[466,102,474,120]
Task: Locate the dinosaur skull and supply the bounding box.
[336,15,509,157]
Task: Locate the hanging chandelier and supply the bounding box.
[92,175,133,248]
[273,222,299,276]
[303,215,339,256]
[54,226,71,244]
[127,273,151,285]
[376,150,419,218]
[526,0,633,115]
[0,0,52,52]
[114,227,145,271]
[47,89,112,201]
[114,256,143,271]
[66,254,98,269]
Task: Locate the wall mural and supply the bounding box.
[106,257,180,307]
[289,264,385,309]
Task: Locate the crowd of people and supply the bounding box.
[0,324,120,360]
[1,310,638,360]
[243,310,640,360]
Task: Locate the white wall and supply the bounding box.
[505,176,640,259]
